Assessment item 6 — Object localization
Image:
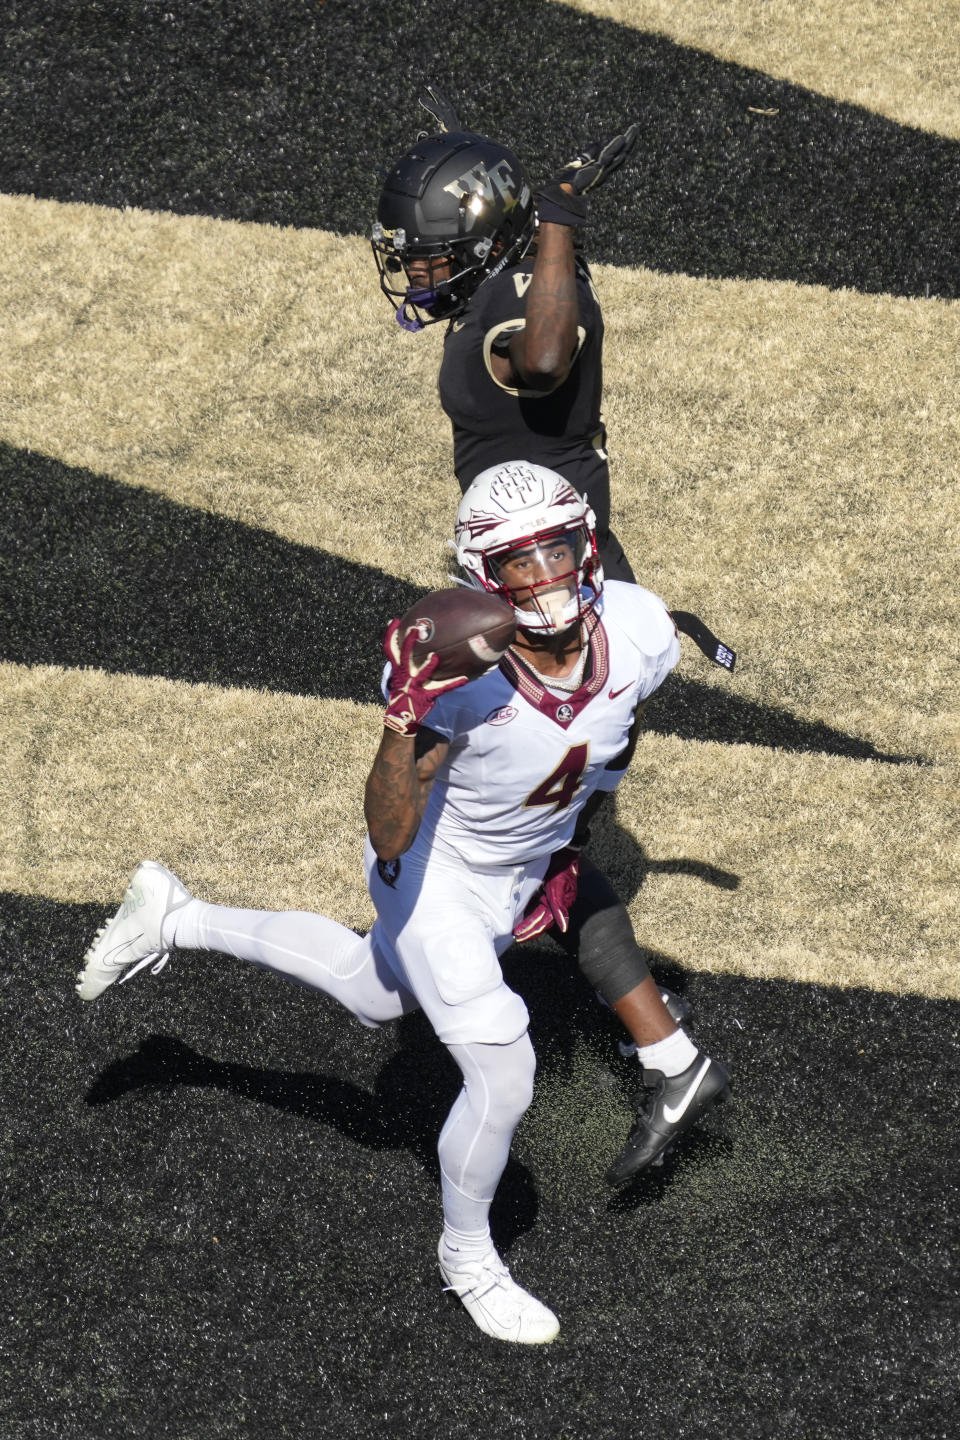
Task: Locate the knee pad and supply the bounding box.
[568,862,651,1006]
[484,1033,536,1121]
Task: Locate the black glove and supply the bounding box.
[418,85,462,135]
[536,124,640,226]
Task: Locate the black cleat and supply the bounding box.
[606,1055,731,1186]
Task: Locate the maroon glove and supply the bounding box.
[382,618,470,737]
[513,847,581,942]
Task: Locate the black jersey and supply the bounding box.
[437,256,611,537]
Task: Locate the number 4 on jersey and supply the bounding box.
[524,743,589,814]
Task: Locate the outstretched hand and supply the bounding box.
[382,619,470,738]
[535,123,639,226]
[549,124,640,194]
[418,84,462,135]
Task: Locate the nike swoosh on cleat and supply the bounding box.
[98,932,147,967]
[662,1059,713,1124]
[608,683,632,700]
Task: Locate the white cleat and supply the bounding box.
[76,861,192,1002]
[437,1241,560,1344]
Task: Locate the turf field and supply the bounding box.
[2,2,958,1435]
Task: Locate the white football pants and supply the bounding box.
[166,845,545,1236]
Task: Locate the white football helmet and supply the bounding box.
[454,462,603,634]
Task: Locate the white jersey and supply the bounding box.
[417,581,680,868]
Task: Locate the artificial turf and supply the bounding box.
[2,1,957,297]
[2,2,958,1436]
[4,890,960,1437]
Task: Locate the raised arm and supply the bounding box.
[492,125,639,391]
[498,220,579,389]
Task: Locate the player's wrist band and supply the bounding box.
[383,711,419,737]
[535,185,589,226]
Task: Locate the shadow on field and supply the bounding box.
[9,884,960,1251]
[82,1023,545,1250]
[1,0,957,297]
[82,1015,463,1167]
[0,444,420,703]
[0,446,926,765]
[72,927,706,1241]
[648,671,928,765]
[6,886,960,1436]
[578,800,741,910]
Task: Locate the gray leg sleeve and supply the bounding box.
[559,858,652,1006]
[170,899,418,1028]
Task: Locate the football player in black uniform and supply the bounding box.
[371,86,637,583]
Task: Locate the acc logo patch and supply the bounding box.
[485,705,518,726]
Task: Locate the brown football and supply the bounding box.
[397,588,516,680]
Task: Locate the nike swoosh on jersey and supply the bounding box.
[608,682,632,700]
[662,1059,712,1124]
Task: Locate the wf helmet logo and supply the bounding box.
[443,160,521,228]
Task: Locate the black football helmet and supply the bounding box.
[372,131,534,330]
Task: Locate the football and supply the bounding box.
[397,588,516,680]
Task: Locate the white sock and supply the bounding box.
[440,1223,493,1268]
[637,1028,699,1077]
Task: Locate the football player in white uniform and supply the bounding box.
[76,461,730,1347]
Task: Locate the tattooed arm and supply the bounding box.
[489,218,580,390]
[364,726,450,862]
[490,128,639,391]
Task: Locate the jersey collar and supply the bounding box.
[500,610,609,728]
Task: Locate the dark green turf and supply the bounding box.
[1,1,958,296]
[2,891,958,1438]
